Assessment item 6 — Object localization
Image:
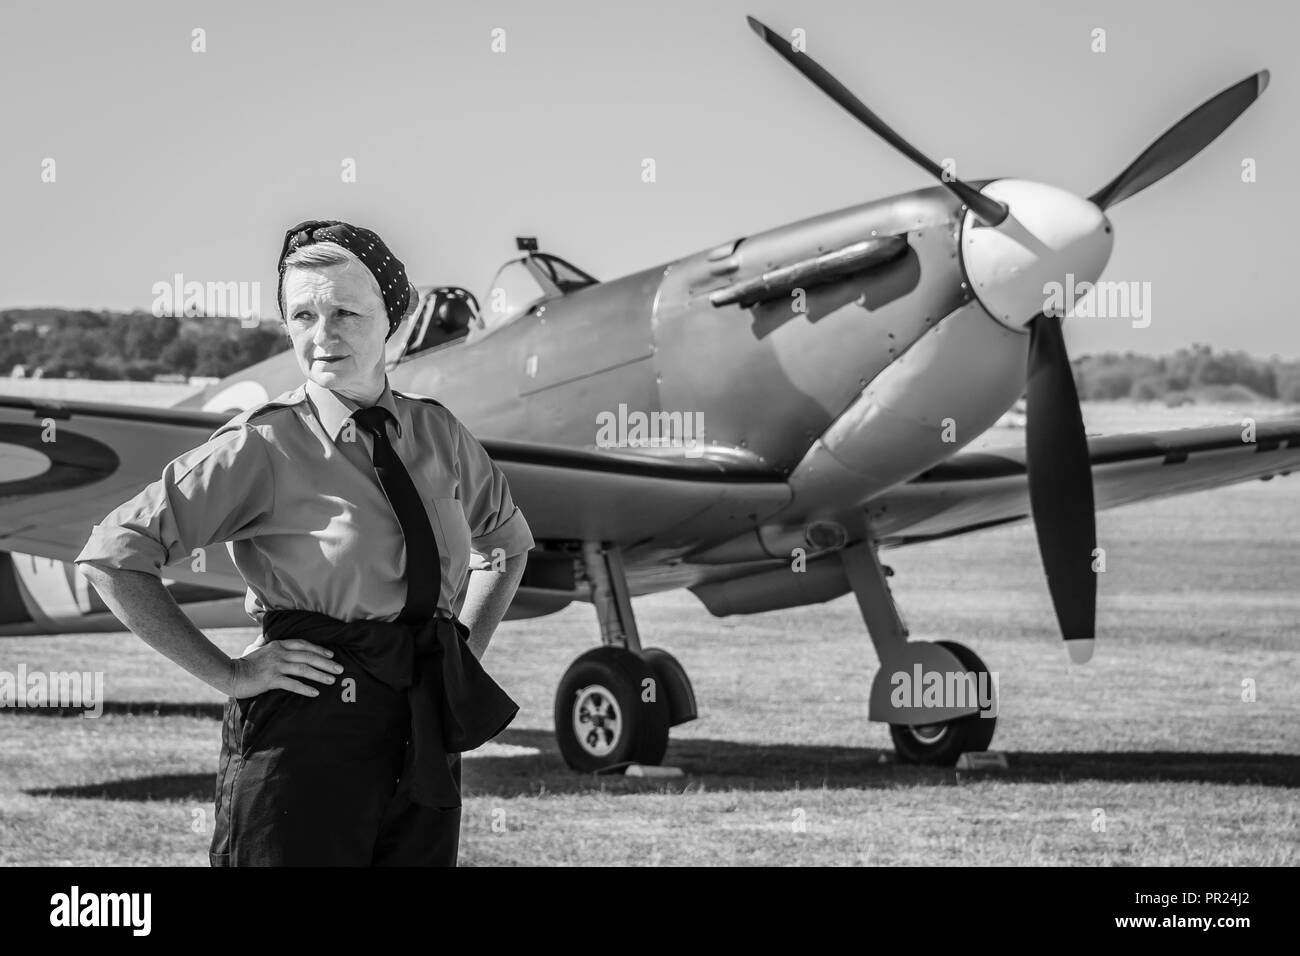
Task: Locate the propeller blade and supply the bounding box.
[1025,313,1097,662]
[746,16,1008,226]
[1089,70,1269,210]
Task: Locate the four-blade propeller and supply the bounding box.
[746,15,1269,657]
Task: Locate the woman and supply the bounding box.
[75,220,533,866]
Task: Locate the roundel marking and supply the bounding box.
[0,424,120,498]
[202,380,269,413]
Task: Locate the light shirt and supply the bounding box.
[74,376,534,623]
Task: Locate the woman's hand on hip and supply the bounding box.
[225,638,344,699]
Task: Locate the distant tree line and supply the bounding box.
[1071,345,1300,404]
[0,308,287,380]
[3,310,1298,402]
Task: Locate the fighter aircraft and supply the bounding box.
[1,18,1295,769]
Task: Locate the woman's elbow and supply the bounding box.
[77,562,117,590]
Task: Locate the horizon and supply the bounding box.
[1,0,1295,359]
[4,305,1299,364]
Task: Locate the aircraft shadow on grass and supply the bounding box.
[17,701,227,719]
[24,727,1300,801]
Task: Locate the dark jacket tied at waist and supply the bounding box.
[261,608,518,809]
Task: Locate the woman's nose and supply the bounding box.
[312,312,344,338]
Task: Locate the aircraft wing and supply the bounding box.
[0,395,791,589]
[871,417,1300,544]
[479,439,789,546]
[0,396,248,590]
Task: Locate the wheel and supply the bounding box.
[641,647,698,728]
[888,641,997,766]
[555,647,670,772]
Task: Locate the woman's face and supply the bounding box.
[283,262,388,402]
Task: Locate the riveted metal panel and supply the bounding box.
[652,184,973,473]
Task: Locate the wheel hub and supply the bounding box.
[573,684,624,758]
[908,722,949,744]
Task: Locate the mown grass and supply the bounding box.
[0,404,1296,865]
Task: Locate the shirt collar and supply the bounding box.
[306,376,403,442]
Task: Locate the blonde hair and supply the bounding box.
[279,242,381,315]
[278,241,419,325]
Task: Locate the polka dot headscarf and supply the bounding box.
[277,219,413,339]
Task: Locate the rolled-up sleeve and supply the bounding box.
[74,424,276,576]
[453,420,534,560]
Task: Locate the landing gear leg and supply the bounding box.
[553,543,695,772]
[583,540,641,653]
[842,534,998,766]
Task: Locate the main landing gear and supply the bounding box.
[887,640,998,764]
[842,535,999,766]
[552,535,997,771]
[554,543,697,772]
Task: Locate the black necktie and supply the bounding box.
[351,406,440,623]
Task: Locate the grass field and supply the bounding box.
[0,399,1297,865]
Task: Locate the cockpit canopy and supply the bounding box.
[385,286,480,366]
[480,252,598,334]
[385,249,599,366]
[532,252,600,293]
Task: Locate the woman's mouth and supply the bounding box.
[313,355,347,364]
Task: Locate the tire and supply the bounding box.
[555,647,670,772]
[888,641,997,765]
[641,647,698,728]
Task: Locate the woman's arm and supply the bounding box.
[80,565,342,698]
[458,552,527,660]
[76,423,340,698]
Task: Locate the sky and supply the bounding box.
[0,0,1294,357]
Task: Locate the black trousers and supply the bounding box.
[209,647,463,867]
